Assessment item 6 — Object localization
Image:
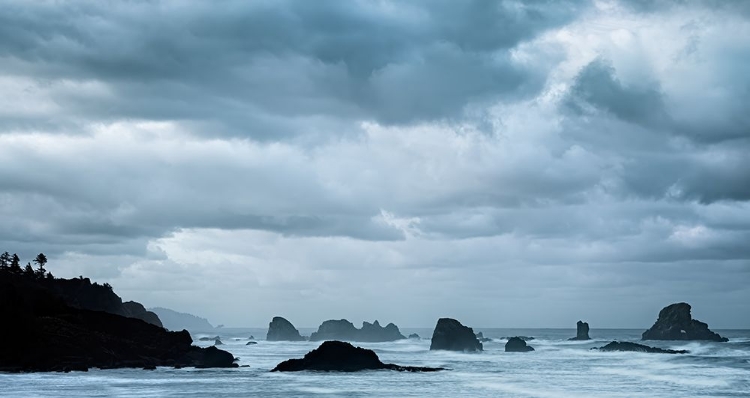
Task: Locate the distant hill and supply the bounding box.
[150,307,214,332]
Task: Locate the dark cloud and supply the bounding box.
[0,0,748,327]
[0,0,588,137]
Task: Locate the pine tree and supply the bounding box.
[0,251,10,269]
[33,253,48,278]
[23,262,34,276]
[10,254,22,274]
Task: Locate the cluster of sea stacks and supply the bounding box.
[0,265,731,373]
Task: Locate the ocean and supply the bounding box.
[2,328,748,397]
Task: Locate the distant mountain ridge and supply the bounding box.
[150,307,214,332]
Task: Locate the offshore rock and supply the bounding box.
[429,318,482,352]
[475,332,491,342]
[266,316,305,341]
[595,341,689,354]
[505,337,535,352]
[309,319,405,342]
[642,303,727,342]
[568,321,591,341]
[271,341,443,372]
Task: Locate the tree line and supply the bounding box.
[0,251,51,279]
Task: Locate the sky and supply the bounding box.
[1,0,748,329]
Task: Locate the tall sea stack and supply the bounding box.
[568,320,591,341]
[429,318,483,352]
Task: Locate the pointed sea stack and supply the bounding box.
[266,316,305,341]
[642,303,727,342]
[568,320,591,341]
[429,318,483,352]
[271,341,443,372]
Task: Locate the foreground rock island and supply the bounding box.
[309,319,405,342]
[272,341,443,372]
[0,267,237,372]
[430,318,483,352]
[642,303,728,342]
[267,316,305,341]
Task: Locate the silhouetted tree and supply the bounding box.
[0,251,10,269]
[10,254,21,274]
[33,253,48,278]
[23,262,34,277]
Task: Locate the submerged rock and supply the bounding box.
[309,319,406,342]
[595,341,688,354]
[246,341,257,345]
[642,303,727,342]
[568,321,591,341]
[429,318,482,352]
[475,332,491,343]
[505,337,535,352]
[271,341,444,372]
[198,336,220,341]
[408,333,420,339]
[266,316,305,341]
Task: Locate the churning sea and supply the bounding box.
[1,328,748,397]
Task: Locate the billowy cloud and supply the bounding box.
[0,0,748,328]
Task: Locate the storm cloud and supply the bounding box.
[0,0,748,328]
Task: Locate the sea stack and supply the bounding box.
[429,318,483,352]
[505,337,534,352]
[308,319,405,342]
[568,320,591,341]
[642,302,728,342]
[266,316,305,341]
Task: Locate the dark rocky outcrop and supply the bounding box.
[30,276,163,328]
[266,316,305,341]
[429,318,482,352]
[408,333,420,339]
[271,341,444,372]
[122,301,163,328]
[214,338,223,345]
[198,336,220,341]
[149,307,214,332]
[246,341,257,345]
[595,341,689,354]
[309,319,405,342]
[476,332,491,342]
[0,270,237,372]
[505,337,535,352]
[642,303,728,342]
[568,321,591,341]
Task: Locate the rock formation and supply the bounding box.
[246,341,257,345]
[642,303,728,342]
[408,333,420,339]
[429,318,482,352]
[214,338,223,345]
[476,332,491,342]
[568,320,591,341]
[0,269,237,372]
[149,307,215,332]
[122,301,163,328]
[595,341,688,354]
[309,319,406,342]
[266,316,305,341]
[271,341,444,372]
[505,337,535,352]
